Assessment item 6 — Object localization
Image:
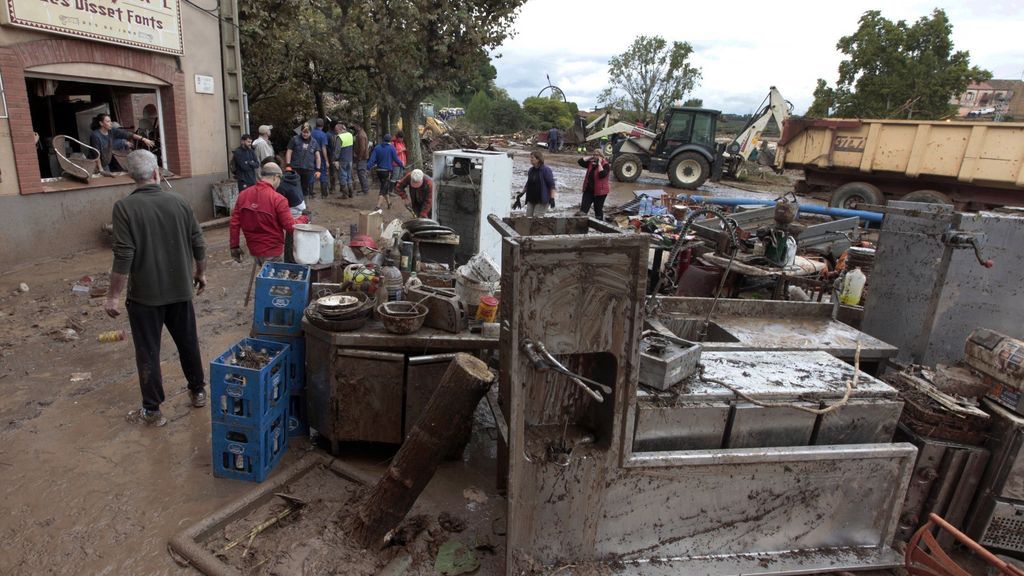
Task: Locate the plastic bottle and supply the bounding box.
[381,266,404,302]
[840,268,866,306]
[405,272,422,292]
[638,196,650,217]
[97,330,126,343]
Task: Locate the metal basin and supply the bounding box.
[657,317,740,343]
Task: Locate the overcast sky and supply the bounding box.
[491,0,1023,115]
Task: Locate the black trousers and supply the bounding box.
[376,169,392,197]
[127,300,205,411]
[580,191,607,220]
[296,168,315,200]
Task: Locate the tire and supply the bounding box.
[901,189,952,205]
[613,154,642,183]
[602,141,613,157]
[668,152,710,189]
[829,181,885,209]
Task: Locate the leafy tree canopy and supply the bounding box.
[522,97,577,130]
[807,9,990,119]
[598,35,701,125]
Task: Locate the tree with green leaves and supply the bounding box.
[807,9,990,119]
[598,35,701,126]
[682,98,703,108]
[357,0,527,169]
[522,97,577,130]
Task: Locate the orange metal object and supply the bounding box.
[906,512,1024,576]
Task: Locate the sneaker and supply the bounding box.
[189,390,207,408]
[125,408,167,427]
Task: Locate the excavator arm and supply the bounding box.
[726,86,791,161]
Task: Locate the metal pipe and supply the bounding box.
[683,195,884,224]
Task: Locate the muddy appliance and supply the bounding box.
[861,203,1023,367]
[431,149,513,268]
[489,214,917,576]
[966,328,1024,414]
[967,399,1024,557]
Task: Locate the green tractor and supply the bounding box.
[611,88,790,189]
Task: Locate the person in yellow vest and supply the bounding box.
[332,122,355,198]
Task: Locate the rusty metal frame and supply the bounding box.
[494,215,916,575]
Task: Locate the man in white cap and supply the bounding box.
[394,168,434,218]
[253,125,274,163]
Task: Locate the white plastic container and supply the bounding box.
[840,267,866,306]
[293,224,326,265]
[319,228,335,264]
[456,264,498,317]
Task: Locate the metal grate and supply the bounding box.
[980,500,1024,552]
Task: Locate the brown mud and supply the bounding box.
[0,149,898,575]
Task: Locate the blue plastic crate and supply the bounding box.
[252,333,306,392]
[252,262,310,336]
[211,407,289,483]
[287,391,309,439]
[210,337,288,428]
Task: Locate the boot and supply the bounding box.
[348,184,354,199]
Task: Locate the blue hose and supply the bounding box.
[683,195,884,224]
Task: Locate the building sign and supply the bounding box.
[194,74,214,94]
[2,0,183,55]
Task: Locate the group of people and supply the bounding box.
[232,122,433,219]
[521,148,611,220]
[231,120,370,201]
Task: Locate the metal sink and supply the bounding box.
[657,317,740,343]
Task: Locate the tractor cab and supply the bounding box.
[612,106,724,190]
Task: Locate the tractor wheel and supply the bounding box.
[901,189,952,205]
[829,181,885,210]
[602,141,613,156]
[668,152,710,189]
[613,154,642,183]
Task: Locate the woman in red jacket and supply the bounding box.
[578,149,611,220]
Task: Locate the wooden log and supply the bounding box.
[346,353,495,548]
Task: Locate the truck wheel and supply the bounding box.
[901,189,952,205]
[829,182,884,210]
[613,154,642,183]
[602,141,613,156]
[668,152,710,189]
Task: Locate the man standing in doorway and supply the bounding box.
[253,125,274,163]
[229,163,296,264]
[90,113,155,173]
[231,134,260,192]
[353,123,370,195]
[311,119,331,198]
[105,150,207,427]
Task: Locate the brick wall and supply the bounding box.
[0,38,192,194]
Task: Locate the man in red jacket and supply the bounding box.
[229,162,295,263]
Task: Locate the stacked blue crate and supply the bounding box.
[253,262,310,337]
[210,338,290,482]
[251,262,311,439]
[252,334,308,438]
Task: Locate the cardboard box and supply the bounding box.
[358,210,383,241]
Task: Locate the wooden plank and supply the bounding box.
[906,124,932,178]
[957,125,988,183]
[859,122,882,173]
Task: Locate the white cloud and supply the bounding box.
[493,0,1024,113]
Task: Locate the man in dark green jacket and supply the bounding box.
[105,150,208,427]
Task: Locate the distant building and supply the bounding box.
[951,80,1024,120]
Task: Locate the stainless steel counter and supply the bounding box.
[654,297,898,361]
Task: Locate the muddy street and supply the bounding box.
[0,151,871,575]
